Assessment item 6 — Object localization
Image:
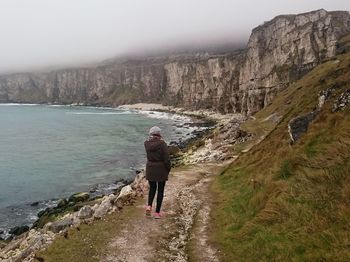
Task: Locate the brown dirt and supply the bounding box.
[102,163,223,261]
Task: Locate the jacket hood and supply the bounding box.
[144,139,163,152]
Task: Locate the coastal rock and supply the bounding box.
[11,230,45,261]
[1,229,56,261]
[9,225,30,236]
[93,194,116,219]
[115,185,135,206]
[77,205,94,219]
[118,185,134,198]
[91,203,99,212]
[0,241,19,256]
[131,171,149,197]
[93,203,111,219]
[37,209,48,218]
[46,217,73,233]
[57,198,69,208]
[68,192,90,203]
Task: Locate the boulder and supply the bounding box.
[9,225,30,236]
[288,111,318,144]
[37,208,49,218]
[30,201,39,207]
[107,193,117,204]
[115,185,135,205]
[94,202,111,219]
[68,192,89,203]
[93,194,116,219]
[57,198,69,208]
[131,172,148,197]
[45,217,73,233]
[77,205,93,219]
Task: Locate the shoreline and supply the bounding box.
[0,103,216,240]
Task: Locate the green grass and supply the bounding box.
[277,160,293,180]
[211,49,350,261]
[37,202,139,262]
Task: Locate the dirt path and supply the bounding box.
[102,164,222,262]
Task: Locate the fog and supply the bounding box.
[0,0,349,73]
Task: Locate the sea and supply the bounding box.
[0,104,200,237]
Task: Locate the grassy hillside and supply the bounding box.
[212,44,350,261]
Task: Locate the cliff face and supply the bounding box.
[163,54,244,112]
[0,9,349,114]
[239,9,350,114]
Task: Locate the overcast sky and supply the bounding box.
[0,0,349,73]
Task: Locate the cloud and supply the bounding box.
[0,0,348,73]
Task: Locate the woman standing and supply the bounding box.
[144,126,171,219]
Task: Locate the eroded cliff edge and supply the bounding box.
[0,9,349,115]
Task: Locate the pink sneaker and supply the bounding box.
[154,212,161,219]
[145,206,152,217]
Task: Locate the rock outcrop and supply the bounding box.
[0,9,349,115]
[288,112,318,144]
[239,9,350,114]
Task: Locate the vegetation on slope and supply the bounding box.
[212,43,350,261]
[37,202,138,261]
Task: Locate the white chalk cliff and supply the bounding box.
[0,9,349,115]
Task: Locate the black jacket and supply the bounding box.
[144,138,171,181]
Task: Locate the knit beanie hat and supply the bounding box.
[149,126,161,136]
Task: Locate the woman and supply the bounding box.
[144,126,171,219]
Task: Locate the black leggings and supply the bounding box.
[148,181,166,213]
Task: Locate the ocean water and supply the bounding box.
[0,104,197,235]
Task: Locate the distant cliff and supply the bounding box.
[0,9,349,115]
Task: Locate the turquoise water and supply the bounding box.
[0,104,193,234]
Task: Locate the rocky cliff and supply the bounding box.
[239,9,350,114]
[0,9,349,115]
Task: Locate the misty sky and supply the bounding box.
[0,0,349,73]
